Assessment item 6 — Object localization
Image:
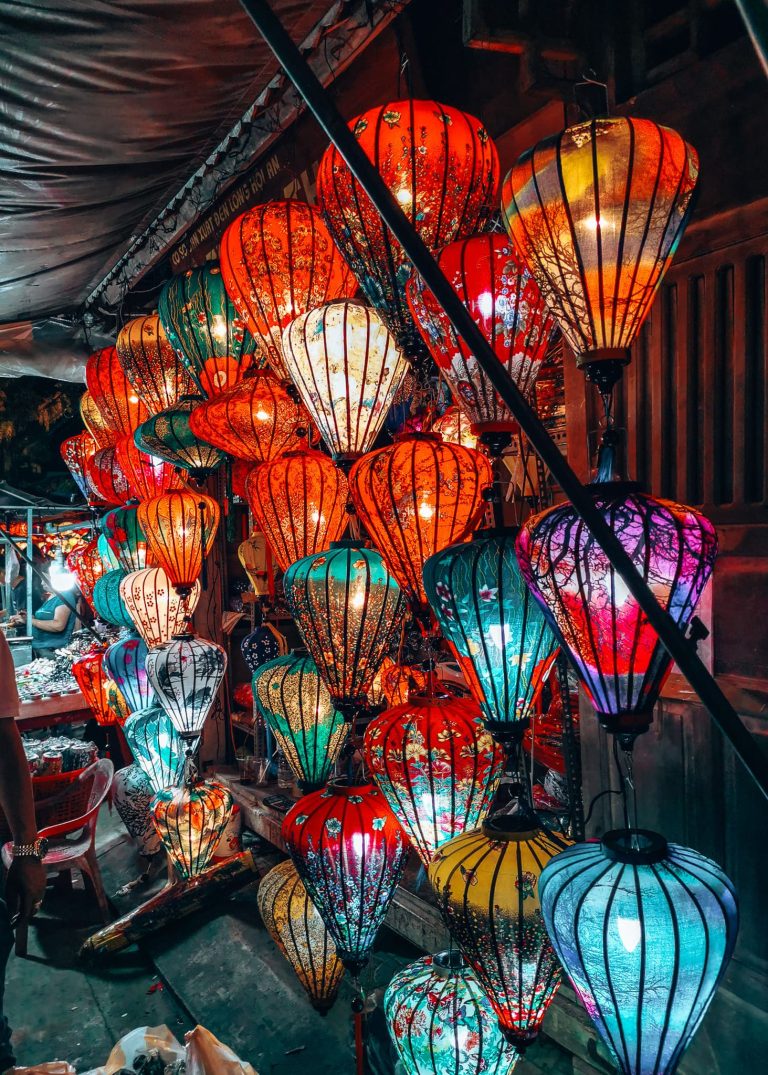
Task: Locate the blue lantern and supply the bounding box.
[539,829,739,1075]
[241,625,281,675]
[123,704,189,794]
[104,635,154,714]
[92,569,134,628]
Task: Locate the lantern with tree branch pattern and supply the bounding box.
[116,314,197,415]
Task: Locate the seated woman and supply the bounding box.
[9,566,76,658]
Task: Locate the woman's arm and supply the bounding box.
[31,605,70,633]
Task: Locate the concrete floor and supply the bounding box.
[4,810,574,1074]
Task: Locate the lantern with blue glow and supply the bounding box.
[539,829,738,1075]
[253,653,348,792]
[92,569,134,629]
[516,483,717,736]
[100,506,151,573]
[96,534,120,571]
[384,951,519,1075]
[104,635,154,715]
[424,529,558,747]
[123,704,189,794]
[145,633,227,746]
[134,398,227,479]
[151,779,233,879]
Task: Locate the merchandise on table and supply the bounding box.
[22,734,98,775]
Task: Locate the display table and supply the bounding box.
[17,691,89,732]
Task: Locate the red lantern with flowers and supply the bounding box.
[72,649,116,726]
[67,539,105,614]
[61,431,101,503]
[85,347,148,440]
[115,435,186,501]
[85,446,130,506]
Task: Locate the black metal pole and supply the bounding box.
[238,0,768,803]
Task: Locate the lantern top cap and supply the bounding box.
[602,827,668,864]
[587,479,646,497]
[471,525,520,542]
[432,950,467,976]
[327,777,376,797]
[482,813,540,841]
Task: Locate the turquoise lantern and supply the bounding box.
[92,569,134,628]
[539,830,739,1075]
[97,534,120,570]
[104,635,154,714]
[123,704,189,794]
[384,951,519,1075]
[134,398,226,480]
[100,506,150,572]
[423,528,558,747]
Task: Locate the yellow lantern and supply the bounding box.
[238,535,268,596]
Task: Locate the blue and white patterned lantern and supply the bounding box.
[145,632,226,744]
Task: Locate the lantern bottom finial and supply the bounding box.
[579,351,630,392]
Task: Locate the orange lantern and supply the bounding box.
[245,448,348,572]
[378,656,428,708]
[85,446,130,506]
[187,371,304,464]
[348,433,492,616]
[61,431,101,502]
[67,539,105,614]
[231,459,255,500]
[430,407,479,450]
[219,200,356,377]
[116,314,197,415]
[72,649,116,727]
[85,346,148,439]
[80,390,115,449]
[115,435,187,500]
[137,490,220,596]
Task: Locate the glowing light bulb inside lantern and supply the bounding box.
[418,499,435,521]
[310,509,321,525]
[395,186,412,207]
[477,291,494,320]
[210,314,227,343]
[350,585,366,610]
[255,408,270,422]
[617,916,643,954]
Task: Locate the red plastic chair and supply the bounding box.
[2,757,114,956]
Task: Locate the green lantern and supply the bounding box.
[96,533,120,571]
[100,506,150,572]
[253,652,348,792]
[92,568,134,628]
[423,528,558,746]
[157,263,260,397]
[135,398,226,479]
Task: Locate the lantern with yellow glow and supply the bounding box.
[349,434,492,618]
[281,300,409,467]
[115,435,186,501]
[80,391,114,449]
[85,346,148,439]
[61,432,100,502]
[135,399,226,479]
[219,200,356,377]
[245,448,348,572]
[316,100,499,354]
[84,446,130,506]
[376,656,428,708]
[137,491,220,596]
[501,117,698,388]
[430,406,478,450]
[187,372,304,464]
[116,314,197,415]
[72,649,117,727]
[429,815,572,1049]
[258,859,345,1014]
[67,539,105,614]
[151,779,233,879]
[407,233,555,449]
[238,535,268,597]
[120,566,201,647]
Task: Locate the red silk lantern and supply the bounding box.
[407,233,555,448]
[115,435,187,500]
[348,433,492,615]
[67,539,105,614]
[231,459,254,500]
[430,406,478,450]
[364,692,504,866]
[72,649,116,726]
[80,390,115,449]
[317,100,499,354]
[245,448,348,572]
[137,490,220,596]
[116,314,196,415]
[61,431,101,502]
[85,346,149,439]
[376,656,428,708]
[283,781,409,976]
[219,200,356,377]
[85,445,130,506]
[188,372,304,464]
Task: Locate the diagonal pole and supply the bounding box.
[238,0,768,803]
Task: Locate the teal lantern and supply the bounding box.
[97,533,120,571]
[100,506,151,572]
[540,830,739,1075]
[157,263,259,398]
[92,569,134,628]
[253,652,348,792]
[384,951,519,1075]
[123,704,189,794]
[135,398,226,480]
[423,528,558,746]
[104,635,154,715]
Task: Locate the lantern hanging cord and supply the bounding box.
[612,736,640,842]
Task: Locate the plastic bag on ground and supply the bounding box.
[185,1025,258,1075]
[12,1065,76,1074]
[79,1025,184,1074]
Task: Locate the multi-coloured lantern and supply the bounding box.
[281,300,409,467]
[67,539,105,613]
[187,372,304,464]
[114,765,162,857]
[283,542,407,719]
[145,633,227,744]
[116,314,196,415]
[104,635,154,714]
[501,118,699,386]
[151,779,233,879]
[85,346,148,439]
[516,483,717,735]
[123,704,188,794]
[257,859,345,1014]
[72,649,117,726]
[429,814,572,1048]
[61,432,100,502]
[120,567,201,647]
[316,100,499,354]
[283,781,408,975]
[253,653,348,792]
[100,506,151,572]
[85,445,130,505]
[237,535,268,596]
[384,951,519,1075]
[137,491,220,596]
[364,692,504,866]
[349,434,492,617]
[424,529,558,743]
[80,390,115,449]
[134,399,226,478]
[219,200,356,376]
[115,435,186,501]
[407,233,555,447]
[540,830,738,1075]
[430,406,478,450]
[245,449,348,572]
[92,569,134,628]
